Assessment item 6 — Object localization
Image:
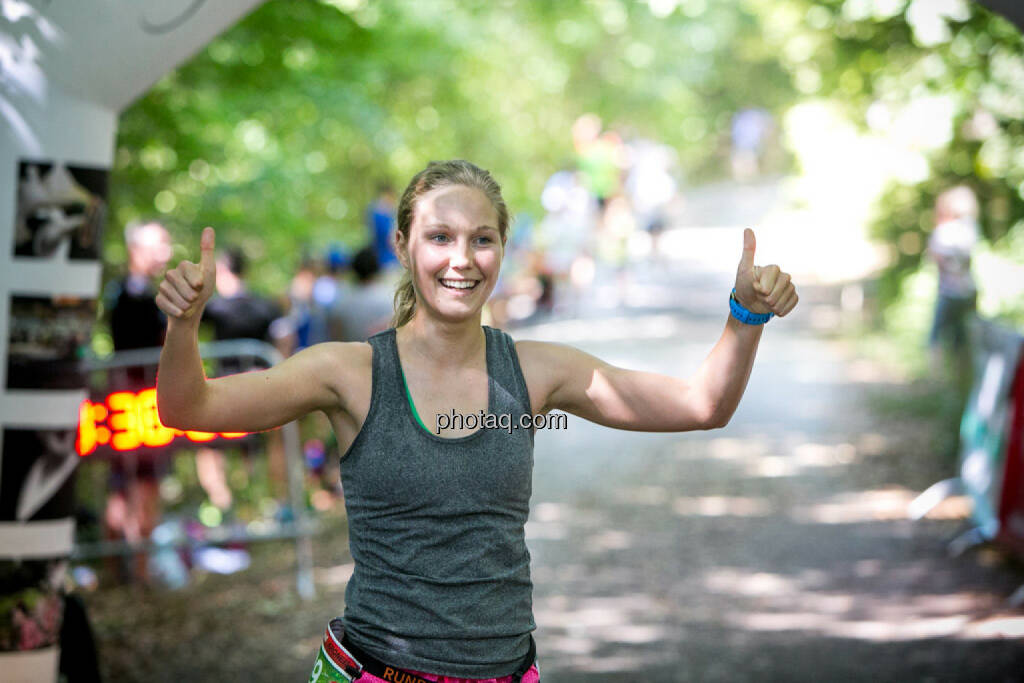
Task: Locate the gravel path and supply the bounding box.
[82,182,1024,682]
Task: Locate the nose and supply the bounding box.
[449,238,472,269]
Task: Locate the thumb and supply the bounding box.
[738,227,756,273]
[199,227,216,281]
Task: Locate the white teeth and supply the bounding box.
[441,279,477,289]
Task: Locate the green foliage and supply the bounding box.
[788,1,1024,317]
[110,0,1024,321]
[109,0,798,292]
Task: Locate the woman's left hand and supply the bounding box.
[734,228,799,318]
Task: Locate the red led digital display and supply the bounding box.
[76,387,247,456]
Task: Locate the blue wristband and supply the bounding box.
[729,288,773,325]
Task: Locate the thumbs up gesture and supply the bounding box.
[734,228,798,318]
[156,227,217,321]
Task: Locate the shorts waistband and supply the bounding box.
[320,619,536,683]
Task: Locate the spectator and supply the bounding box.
[367,183,398,270]
[102,220,172,582]
[312,244,351,343]
[329,247,394,342]
[198,246,287,512]
[927,185,981,386]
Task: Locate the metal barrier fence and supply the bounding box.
[72,339,316,600]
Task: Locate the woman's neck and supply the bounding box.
[395,311,483,370]
[397,311,485,371]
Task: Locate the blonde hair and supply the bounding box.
[391,160,509,327]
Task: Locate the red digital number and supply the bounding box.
[76,387,250,456]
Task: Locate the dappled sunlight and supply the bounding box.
[524,520,568,541]
[959,614,1024,639]
[672,495,773,518]
[313,562,353,588]
[533,501,568,522]
[702,569,799,598]
[518,313,689,344]
[534,593,674,671]
[729,611,972,641]
[746,454,805,479]
[701,565,1014,643]
[789,487,919,524]
[582,529,635,553]
[611,484,671,506]
[673,435,878,480]
[791,441,857,467]
[856,432,890,457]
[707,436,770,462]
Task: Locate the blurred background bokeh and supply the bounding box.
[43,0,1024,680]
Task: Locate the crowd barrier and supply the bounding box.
[74,339,316,600]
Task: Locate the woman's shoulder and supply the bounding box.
[310,340,374,374]
[295,340,373,404]
[513,337,577,366]
[512,338,580,413]
[513,338,607,390]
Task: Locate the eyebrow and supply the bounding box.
[424,222,499,233]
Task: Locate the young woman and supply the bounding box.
[155,160,798,683]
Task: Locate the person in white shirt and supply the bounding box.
[925,185,978,389]
[927,185,980,355]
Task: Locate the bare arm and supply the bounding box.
[154,227,342,433]
[520,228,797,432]
[157,319,342,433]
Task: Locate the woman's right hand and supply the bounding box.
[156,226,217,321]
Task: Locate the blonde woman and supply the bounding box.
[156,160,798,683]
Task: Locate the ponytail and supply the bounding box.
[391,269,417,328]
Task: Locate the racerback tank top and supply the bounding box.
[339,325,536,678]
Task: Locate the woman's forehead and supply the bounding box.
[415,185,498,229]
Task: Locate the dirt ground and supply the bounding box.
[77,305,1024,682]
[75,180,1024,681]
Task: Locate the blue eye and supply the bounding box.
[430,234,450,243]
[475,236,493,245]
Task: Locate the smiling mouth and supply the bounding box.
[439,278,480,291]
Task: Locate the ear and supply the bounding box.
[393,230,410,268]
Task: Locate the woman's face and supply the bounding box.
[399,184,504,323]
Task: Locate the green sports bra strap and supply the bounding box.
[400,367,432,434]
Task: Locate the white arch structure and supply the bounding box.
[0,2,262,680]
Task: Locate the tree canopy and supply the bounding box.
[110,0,1024,319]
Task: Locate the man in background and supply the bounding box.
[198,246,287,514]
[330,246,393,342]
[103,220,172,581]
[107,221,171,358]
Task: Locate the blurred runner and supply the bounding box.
[927,185,981,391]
[624,136,678,261]
[730,107,773,181]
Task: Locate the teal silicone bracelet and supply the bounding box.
[729,288,773,325]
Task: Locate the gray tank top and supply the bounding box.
[339,325,536,677]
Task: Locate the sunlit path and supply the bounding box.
[513,181,1024,681]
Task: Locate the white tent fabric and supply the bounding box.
[0,2,264,680]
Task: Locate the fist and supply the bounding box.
[155,227,217,321]
[734,228,798,318]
